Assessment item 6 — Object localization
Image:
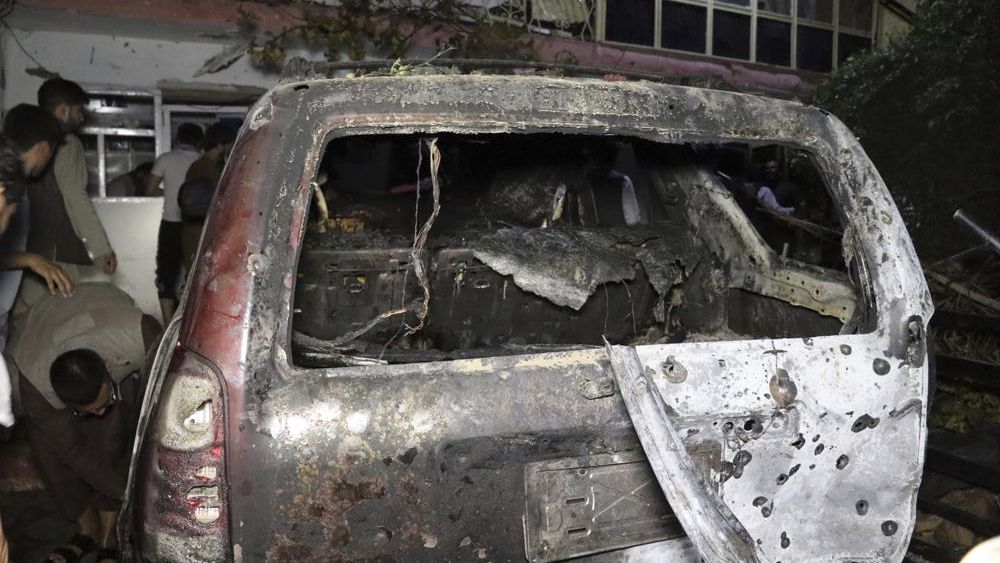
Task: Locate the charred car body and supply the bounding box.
[121,65,933,562]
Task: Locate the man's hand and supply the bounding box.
[99,252,118,275]
[26,255,73,297]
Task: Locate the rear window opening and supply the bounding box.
[291,133,852,368]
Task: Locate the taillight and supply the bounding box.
[135,348,230,562]
[155,374,216,452]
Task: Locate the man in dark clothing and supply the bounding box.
[0,111,74,429]
[11,283,159,563]
[0,129,64,557]
[180,123,236,271]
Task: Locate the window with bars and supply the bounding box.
[601,0,873,71]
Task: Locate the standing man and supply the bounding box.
[179,122,235,272]
[145,123,203,323]
[0,107,74,429]
[0,125,65,563]
[20,78,117,307]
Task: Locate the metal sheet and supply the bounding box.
[523,451,681,562]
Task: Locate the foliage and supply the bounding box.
[812,0,1000,260]
[241,0,534,72]
[928,382,1000,434]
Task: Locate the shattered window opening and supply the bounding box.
[291,134,856,368]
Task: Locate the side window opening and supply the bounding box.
[291,134,853,368]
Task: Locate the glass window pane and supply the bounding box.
[839,0,873,30]
[797,25,833,72]
[797,0,833,23]
[757,18,791,66]
[717,0,751,7]
[605,0,655,46]
[661,1,707,53]
[838,33,871,64]
[757,0,791,15]
[713,10,750,60]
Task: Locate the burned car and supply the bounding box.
[121,64,933,562]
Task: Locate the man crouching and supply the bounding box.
[10,283,159,563]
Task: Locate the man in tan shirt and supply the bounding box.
[11,283,159,562]
[20,78,117,307]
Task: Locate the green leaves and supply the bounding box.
[812,0,1000,260]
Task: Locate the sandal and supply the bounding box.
[44,533,96,562]
[96,547,121,562]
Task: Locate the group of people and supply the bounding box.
[101,119,235,323]
[146,121,236,322]
[0,77,228,563]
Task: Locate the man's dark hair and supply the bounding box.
[0,135,25,201]
[38,78,87,113]
[134,162,154,175]
[202,123,237,151]
[50,349,109,406]
[176,123,204,147]
[3,104,64,152]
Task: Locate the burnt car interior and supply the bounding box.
[291,133,852,368]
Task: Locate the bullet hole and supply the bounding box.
[733,464,744,479]
[661,356,689,384]
[788,463,801,476]
[723,421,735,433]
[791,434,806,449]
[374,526,393,544]
[856,500,869,515]
[776,473,788,485]
[836,454,850,469]
[734,450,753,467]
[761,501,773,518]
[397,447,418,466]
[769,369,798,408]
[812,434,820,442]
[780,532,790,549]
[873,358,891,376]
[720,461,735,482]
[851,414,880,433]
[881,520,898,536]
[840,344,852,355]
[743,419,757,431]
[809,464,816,470]
[814,444,825,455]
[753,496,768,507]
[383,457,393,466]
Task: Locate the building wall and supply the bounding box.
[1,28,282,108]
